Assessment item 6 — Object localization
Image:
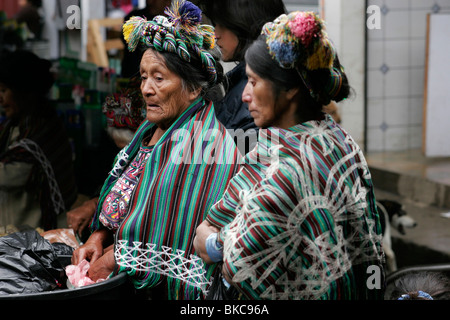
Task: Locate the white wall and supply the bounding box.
[366,0,450,153]
[322,0,367,149]
[81,0,105,61]
[40,0,105,61]
[41,0,59,59]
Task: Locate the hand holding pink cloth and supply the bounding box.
[66,259,105,288]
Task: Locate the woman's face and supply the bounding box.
[214,24,239,62]
[0,83,18,119]
[242,65,297,129]
[140,50,199,130]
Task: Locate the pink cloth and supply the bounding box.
[66,259,104,288]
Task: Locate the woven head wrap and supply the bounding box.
[123,0,218,85]
[262,11,344,101]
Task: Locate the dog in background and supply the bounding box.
[377,199,418,273]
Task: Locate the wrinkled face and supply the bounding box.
[140,50,197,130]
[242,65,296,129]
[0,83,18,119]
[214,24,239,62]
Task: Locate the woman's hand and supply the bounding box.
[88,248,115,282]
[71,228,112,265]
[194,220,220,264]
[66,197,98,237]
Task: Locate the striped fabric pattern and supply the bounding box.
[207,115,385,300]
[91,98,241,299]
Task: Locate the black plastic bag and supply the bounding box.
[0,230,69,295]
[206,265,239,300]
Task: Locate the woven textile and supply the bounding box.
[207,115,385,300]
[91,98,241,299]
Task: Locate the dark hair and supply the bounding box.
[147,45,225,101]
[0,50,55,120]
[0,50,54,96]
[199,0,286,61]
[388,272,450,300]
[245,36,351,121]
[28,0,42,7]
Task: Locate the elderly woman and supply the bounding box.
[71,0,240,300]
[195,12,385,300]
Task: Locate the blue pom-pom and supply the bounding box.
[269,41,299,68]
[179,1,202,24]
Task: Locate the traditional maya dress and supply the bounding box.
[91,97,241,299]
[206,115,385,300]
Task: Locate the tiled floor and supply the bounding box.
[366,148,450,187]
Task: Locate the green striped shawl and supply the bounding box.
[91,98,241,299]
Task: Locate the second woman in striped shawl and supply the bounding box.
[195,11,385,300]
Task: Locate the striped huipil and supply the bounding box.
[206,115,385,300]
[91,98,241,299]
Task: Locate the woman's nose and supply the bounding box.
[141,80,155,97]
[242,83,251,103]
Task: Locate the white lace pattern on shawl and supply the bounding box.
[115,240,211,292]
[223,120,383,300]
[9,139,65,214]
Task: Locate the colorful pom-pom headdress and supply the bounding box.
[122,0,218,85]
[262,11,344,101]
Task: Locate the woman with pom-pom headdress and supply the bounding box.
[195,11,385,300]
[71,0,241,300]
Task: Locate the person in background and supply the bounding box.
[0,50,78,231]
[195,11,385,300]
[121,0,172,78]
[14,0,43,39]
[198,0,286,155]
[71,0,240,300]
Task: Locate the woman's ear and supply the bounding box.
[286,87,300,101]
[189,87,202,101]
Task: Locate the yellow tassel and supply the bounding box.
[306,43,334,70]
[123,24,133,43]
[200,25,215,49]
[123,16,139,43]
